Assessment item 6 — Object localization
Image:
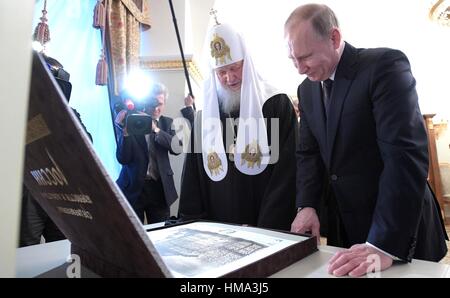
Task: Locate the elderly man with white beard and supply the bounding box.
[178,23,297,231]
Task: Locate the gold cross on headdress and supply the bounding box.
[209,8,220,25]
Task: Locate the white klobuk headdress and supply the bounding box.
[201,23,279,181]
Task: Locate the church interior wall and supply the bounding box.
[0,1,35,277]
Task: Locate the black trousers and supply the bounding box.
[19,188,65,247]
[323,183,351,248]
[133,179,170,224]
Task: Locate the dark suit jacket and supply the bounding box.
[180,106,195,129]
[116,115,181,207]
[296,42,448,262]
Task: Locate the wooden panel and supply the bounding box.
[423,114,448,223]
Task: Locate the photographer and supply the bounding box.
[115,82,181,224]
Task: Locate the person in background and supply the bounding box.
[115,83,181,224]
[180,94,195,128]
[178,22,297,231]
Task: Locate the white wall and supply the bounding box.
[187,0,216,64]
[437,128,450,164]
[0,1,34,277]
[142,0,188,58]
[142,0,214,63]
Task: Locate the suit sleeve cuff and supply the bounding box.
[365,242,402,261]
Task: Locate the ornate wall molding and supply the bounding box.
[140,57,203,85]
[429,0,450,26]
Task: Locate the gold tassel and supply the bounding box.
[33,0,50,46]
[96,51,108,86]
[95,0,108,86]
[93,0,106,29]
[33,21,50,45]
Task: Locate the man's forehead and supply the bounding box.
[156,94,165,102]
[286,22,317,55]
[146,93,165,104]
[215,60,244,72]
[287,20,314,41]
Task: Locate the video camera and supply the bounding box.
[115,92,157,135]
[44,55,72,102]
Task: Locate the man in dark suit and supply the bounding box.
[180,94,195,129]
[285,4,448,277]
[115,83,181,224]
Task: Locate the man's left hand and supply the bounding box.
[328,243,393,277]
[152,120,160,134]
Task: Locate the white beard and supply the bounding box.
[217,85,241,114]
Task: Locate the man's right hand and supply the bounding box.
[291,207,321,244]
[115,110,127,125]
[115,110,128,136]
